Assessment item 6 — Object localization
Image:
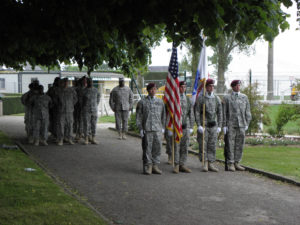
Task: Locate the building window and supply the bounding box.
[0,78,5,89]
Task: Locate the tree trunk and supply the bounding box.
[216,62,226,94]
[191,45,201,81]
[267,41,274,100]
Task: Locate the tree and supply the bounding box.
[209,30,254,94]
[0,0,294,76]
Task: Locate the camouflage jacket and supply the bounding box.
[109,86,133,111]
[223,92,252,128]
[180,94,194,129]
[195,93,222,127]
[136,96,166,132]
[30,94,52,120]
[82,87,100,113]
[57,87,78,113]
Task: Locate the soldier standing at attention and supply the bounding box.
[109,77,133,140]
[223,80,252,171]
[166,81,194,173]
[30,85,52,146]
[57,78,78,146]
[82,78,100,145]
[195,79,222,172]
[136,83,166,175]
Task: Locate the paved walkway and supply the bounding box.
[1,116,300,225]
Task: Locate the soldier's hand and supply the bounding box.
[217,127,221,134]
[140,130,144,138]
[189,129,193,134]
[245,126,248,131]
[223,127,228,134]
[197,126,204,134]
[168,130,173,136]
[162,129,165,134]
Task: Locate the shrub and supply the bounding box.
[128,112,139,133]
[275,104,300,136]
[1,96,24,115]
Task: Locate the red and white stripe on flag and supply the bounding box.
[163,46,182,143]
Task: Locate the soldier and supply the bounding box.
[195,79,222,172]
[74,76,87,142]
[82,78,100,145]
[223,80,252,171]
[46,77,60,140]
[30,85,52,146]
[56,78,78,146]
[166,81,194,173]
[109,77,133,140]
[136,83,166,175]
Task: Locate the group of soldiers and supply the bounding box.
[21,76,100,146]
[135,79,251,175]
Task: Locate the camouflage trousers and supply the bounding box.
[33,117,49,141]
[73,107,84,135]
[165,128,190,165]
[227,127,245,163]
[197,126,218,162]
[58,112,74,140]
[83,111,98,137]
[24,107,33,138]
[115,110,129,132]
[142,131,162,166]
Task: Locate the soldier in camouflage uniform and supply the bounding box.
[136,83,166,175]
[223,80,252,171]
[56,78,78,146]
[30,85,52,146]
[74,76,87,142]
[82,78,100,145]
[109,77,133,140]
[195,79,222,172]
[166,81,194,173]
[21,82,39,144]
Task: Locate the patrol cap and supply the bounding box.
[205,78,215,87]
[146,82,156,91]
[231,80,241,87]
[179,81,187,86]
[119,77,124,81]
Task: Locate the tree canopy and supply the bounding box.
[0,0,297,75]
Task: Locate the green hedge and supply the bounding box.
[1,96,24,115]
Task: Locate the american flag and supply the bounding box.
[163,46,182,143]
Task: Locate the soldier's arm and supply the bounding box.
[245,96,252,126]
[222,97,228,127]
[161,101,166,129]
[135,100,143,131]
[187,97,195,128]
[97,91,101,105]
[194,96,201,126]
[129,89,134,110]
[109,90,115,112]
[73,89,78,105]
[216,97,223,127]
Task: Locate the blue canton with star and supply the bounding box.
[168,47,178,79]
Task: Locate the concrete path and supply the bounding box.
[1,116,300,225]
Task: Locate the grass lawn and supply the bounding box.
[264,105,300,135]
[0,131,107,225]
[98,115,115,123]
[216,146,300,182]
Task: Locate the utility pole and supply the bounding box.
[267,41,274,100]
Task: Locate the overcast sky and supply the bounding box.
[150,3,300,88]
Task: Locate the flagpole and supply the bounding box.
[202,79,207,165]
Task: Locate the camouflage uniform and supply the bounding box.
[136,96,166,168]
[195,93,222,162]
[57,87,78,142]
[74,85,86,138]
[223,92,251,164]
[30,94,52,143]
[21,90,34,140]
[109,85,133,133]
[166,94,194,166]
[82,86,100,138]
[46,85,60,138]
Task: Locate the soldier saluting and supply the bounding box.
[223,80,252,171]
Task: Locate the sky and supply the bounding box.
[150,4,300,95]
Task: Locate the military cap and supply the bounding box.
[146,82,156,91]
[179,81,187,86]
[231,80,241,87]
[205,78,215,86]
[119,77,124,81]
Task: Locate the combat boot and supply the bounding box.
[118,132,122,140]
[57,139,63,146]
[234,163,245,171]
[122,132,127,140]
[208,162,219,172]
[74,134,81,142]
[228,163,236,172]
[40,140,48,146]
[68,139,74,145]
[34,139,39,146]
[179,165,192,173]
[91,136,98,144]
[167,155,172,165]
[28,136,34,144]
[152,165,162,175]
[173,164,179,174]
[144,165,152,175]
[202,161,208,172]
[84,136,89,145]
